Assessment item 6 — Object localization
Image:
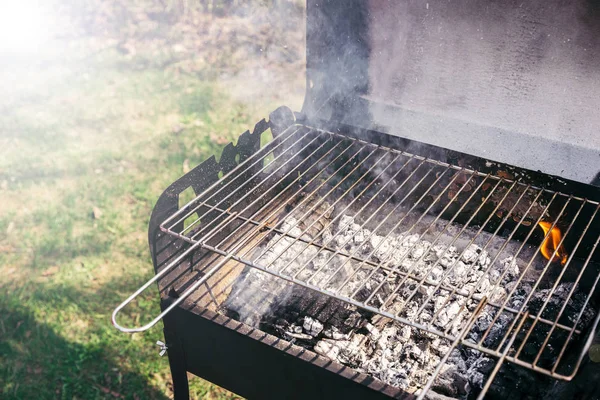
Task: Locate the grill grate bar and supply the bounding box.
[482,196,575,350]
[475,311,530,400]
[431,185,542,339]
[163,124,306,231]
[162,125,598,239]
[365,174,499,315]
[180,129,334,238]
[512,199,586,356]
[511,198,589,364]
[287,163,443,281]
[229,154,430,278]
[416,297,490,400]
[355,171,482,303]
[270,152,409,278]
[324,166,467,293]
[192,137,361,248]
[256,149,397,279]
[475,191,562,346]
[551,231,600,374]
[411,181,524,323]
[531,203,600,367]
[193,141,378,249]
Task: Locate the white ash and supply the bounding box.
[303,316,324,337]
[229,212,594,398]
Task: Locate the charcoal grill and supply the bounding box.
[112,1,600,399]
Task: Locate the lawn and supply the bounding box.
[0,2,304,398]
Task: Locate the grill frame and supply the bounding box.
[118,109,600,399]
[159,115,600,379]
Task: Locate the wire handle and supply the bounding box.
[111,240,231,333]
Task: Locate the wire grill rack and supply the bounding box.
[116,123,600,399]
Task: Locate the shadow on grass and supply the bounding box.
[0,299,169,400]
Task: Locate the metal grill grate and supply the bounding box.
[115,123,600,399]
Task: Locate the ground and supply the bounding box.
[0,1,304,398]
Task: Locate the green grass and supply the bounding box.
[0,19,300,397]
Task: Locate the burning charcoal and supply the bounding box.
[489,286,507,303]
[474,277,491,296]
[365,323,381,341]
[404,343,426,363]
[436,302,461,329]
[489,256,520,284]
[376,325,397,348]
[447,261,469,285]
[344,311,365,329]
[461,244,482,264]
[434,244,458,259]
[410,240,432,260]
[280,217,304,237]
[481,312,513,347]
[469,356,494,375]
[370,234,393,262]
[432,365,463,398]
[314,339,341,360]
[477,250,491,268]
[323,326,349,340]
[399,257,415,272]
[303,316,324,337]
[338,215,355,232]
[398,325,412,343]
[402,301,420,321]
[439,256,456,269]
[225,200,597,398]
[353,228,368,245]
[337,333,367,365]
[431,341,451,358]
[321,227,333,244]
[402,233,420,247]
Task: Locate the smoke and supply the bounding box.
[304,0,600,184]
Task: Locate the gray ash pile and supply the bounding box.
[222,205,595,399]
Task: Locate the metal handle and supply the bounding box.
[111,240,231,333]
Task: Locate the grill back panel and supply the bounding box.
[304,0,600,184]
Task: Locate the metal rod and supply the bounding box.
[162,124,304,230]
[293,162,447,282]
[182,132,331,238]
[432,185,539,334]
[551,228,600,375]
[329,168,471,298]
[260,151,406,277]
[227,144,382,269]
[476,192,562,346]
[113,129,347,333]
[476,311,530,400]
[303,164,450,287]
[270,149,395,277]
[241,148,401,276]
[479,195,572,349]
[204,140,362,253]
[416,297,488,400]
[374,174,495,315]
[409,181,521,333]
[117,123,600,390]
[500,198,583,359]
[381,176,503,314]
[529,203,599,367]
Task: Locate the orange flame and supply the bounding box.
[538,221,568,265]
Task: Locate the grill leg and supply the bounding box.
[164,327,190,400]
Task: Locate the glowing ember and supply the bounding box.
[538,221,568,265]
